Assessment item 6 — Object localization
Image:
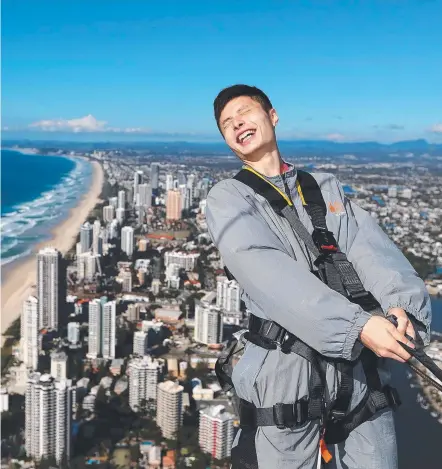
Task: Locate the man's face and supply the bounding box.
[219,96,279,161]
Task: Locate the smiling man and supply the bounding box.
[206,85,431,469]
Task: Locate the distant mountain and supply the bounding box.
[3,138,442,156]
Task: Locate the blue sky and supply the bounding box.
[2,0,442,143]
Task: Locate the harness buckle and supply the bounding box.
[312,227,338,254]
[273,398,309,429]
[348,291,380,312]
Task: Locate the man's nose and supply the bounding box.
[233,118,245,131]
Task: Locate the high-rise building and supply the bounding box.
[195,304,223,345]
[166,174,174,192]
[138,183,152,207]
[133,171,143,203]
[166,190,182,220]
[102,301,116,359]
[122,270,133,292]
[116,207,125,224]
[37,247,64,331]
[128,356,165,412]
[150,163,159,190]
[25,373,74,464]
[80,222,93,254]
[51,351,68,380]
[164,251,200,271]
[103,205,115,223]
[133,331,149,356]
[199,405,235,460]
[67,322,80,344]
[109,219,119,239]
[118,190,126,209]
[87,299,102,358]
[77,252,100,282]
[151,279,161,296]
[109,197,118,208]
[157,381,184,439]
[216,276,241,312]
[126,303,140,322]
[138,238,148,252]
[21,296,39,370]
[92,220,102,255]
[177,171,186,186]
[121,226,134,257]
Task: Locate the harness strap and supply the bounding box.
[239,398,310,429]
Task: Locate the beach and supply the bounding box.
[1,160,104,338]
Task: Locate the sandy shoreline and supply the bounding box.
[1,160,104,338]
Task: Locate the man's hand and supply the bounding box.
[359,315,415,363]
[387,307,416,340]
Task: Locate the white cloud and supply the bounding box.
[325,133,346,142]
[28,114,151,134]
[430,123,442,134]
[29,114,107,133]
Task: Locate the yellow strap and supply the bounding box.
[243,165,307,207]
[296,180,307,206]
[243,166,293,206]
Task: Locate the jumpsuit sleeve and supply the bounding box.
[206,179,372,360]
[336,179,432,345]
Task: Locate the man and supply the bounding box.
[205,85,431,469]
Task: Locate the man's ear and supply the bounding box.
[269,108,279,127]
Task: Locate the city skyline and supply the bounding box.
[2,0,442,143]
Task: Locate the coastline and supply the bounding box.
[1,160,104,338]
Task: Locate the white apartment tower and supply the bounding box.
[102,301,116,359]
[118,190,126,209]
[92,220,102,255]
[133,330,149,356]
[195,304,223,345]
[87,299,102,358]
[166,174,174,192]
[50,351,68,380]
[25,373,74,464]
[199,405,235,460]
[103,205,115,223]
[156,381,184,439]
[116,207,125,224]
[216,276,241,312]
[67,322,80,344]
[121,226,134,257]
[21,296,40,370]
[80,222,93,253]
[138,183,152,208]
[37,247,64,331]
[88,298,116,359]
[133,171,143,204]
[128,356,165,411]
[150,163,159,189]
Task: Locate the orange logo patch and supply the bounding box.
[328,201,345,215]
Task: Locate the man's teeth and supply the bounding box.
[240,131,254,143]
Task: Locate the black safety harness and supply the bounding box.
[215,166,402,446]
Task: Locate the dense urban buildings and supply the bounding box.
[3,143,441,468]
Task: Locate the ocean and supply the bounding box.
[1,150,94,269]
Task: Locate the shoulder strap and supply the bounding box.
[234,167,291,213]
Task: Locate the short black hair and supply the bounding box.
[213,84,273,131]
